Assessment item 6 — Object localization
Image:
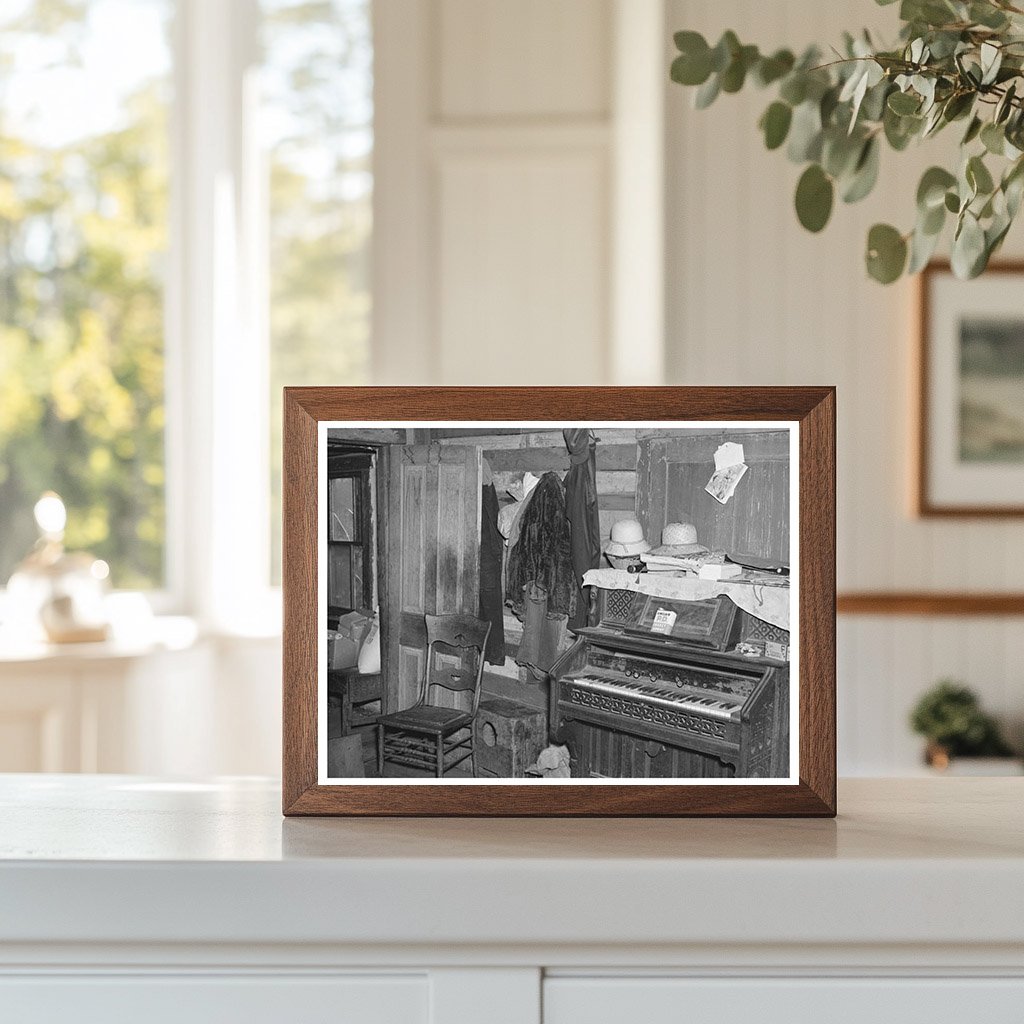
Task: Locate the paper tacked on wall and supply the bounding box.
[705,442,748,505]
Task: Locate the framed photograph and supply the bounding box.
[917,261,1024,516]
[283,387,836,816]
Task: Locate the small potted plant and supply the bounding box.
[910,680,1019,773]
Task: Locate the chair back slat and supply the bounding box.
[421,614,492,715]
[425,613,491,651]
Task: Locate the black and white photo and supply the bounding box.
[318,421,798,784]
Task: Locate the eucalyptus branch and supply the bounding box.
[670,0,1024,283]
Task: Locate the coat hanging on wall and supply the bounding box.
[505,471,576,621]
[478,465,506,664]
[562,428,601,629]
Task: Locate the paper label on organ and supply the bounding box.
[651,608,677,634]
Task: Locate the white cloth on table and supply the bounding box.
[582,568,791,632]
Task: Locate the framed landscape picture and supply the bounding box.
[918,262,1024,516]
[282,387,836,816]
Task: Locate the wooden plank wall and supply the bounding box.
[433,428,641,546]
[434,428,640,711]
[637,429,791,563]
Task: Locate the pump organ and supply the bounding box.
[548,594,789,779]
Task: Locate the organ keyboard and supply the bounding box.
[548,595,789,779]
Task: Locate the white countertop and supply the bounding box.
[1,775,1022,954]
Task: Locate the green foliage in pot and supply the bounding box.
[670,0,1024,283]
[909,679,1014,756]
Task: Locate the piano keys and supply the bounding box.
[548,594,789,779]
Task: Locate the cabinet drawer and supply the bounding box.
[0,973,427,1024]
[544,977,1024,1024]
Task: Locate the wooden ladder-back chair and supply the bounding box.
[377,614,492,778]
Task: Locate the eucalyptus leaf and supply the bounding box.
[840,59,884,130]
[913,75,937,111]
[996,82,1017,124]
[942,92,974,122]
[820,85,841,126]
[795,164,834,232]
[951,211,986,278]
[822,128,864,178]
[917,166,957,210]
[903,0,958,28]
[981,121,1006,155]
[671,48,712,87]
[884,106,922,150]
[1006,172,1024,218]
[754,49,795,87]
[908,221,943,273]
[710,31,740,73]
[866,223,908,283]
[980,42,1003,86]
[970,2,1009,29]
[967,154,995,195]
[962,115,983,145]
[922,103,946,137]
[779,73,808,106]
[987,213,1013,260]
[860,79,892,122]
[721,44,759,93]
[760,102,793,150]
[787,101,823,162]
[927,30,963,60]
[921,200,946,235]
[1003,158,1024,216]
[694,73,721,109]
[842,137,881,203]
[888,90,921,115]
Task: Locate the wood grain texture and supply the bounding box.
[282,391,319,813]
[282,387,836,817]
[642,429,790,562]
[916,260,1024,518]
[838,592,1024,615]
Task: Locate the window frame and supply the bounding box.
[326,450,376,616]
[165,0,279,632]
[1,0,378,636]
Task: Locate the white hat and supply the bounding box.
[649,522,708,557]
[605,518,651,558]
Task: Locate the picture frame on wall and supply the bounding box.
[282,387,836,817]
[917,261,1024,517]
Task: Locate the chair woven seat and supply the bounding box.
[379,706,471,733]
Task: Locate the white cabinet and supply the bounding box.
[1,777,1023,1024]
[544,977,1024,1024]
[0,975,428,1024]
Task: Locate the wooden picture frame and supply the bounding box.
[917,260,1024,517]
[283,387,836,816]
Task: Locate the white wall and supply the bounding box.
[373,0,665,387]
[665,0,1024,771]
